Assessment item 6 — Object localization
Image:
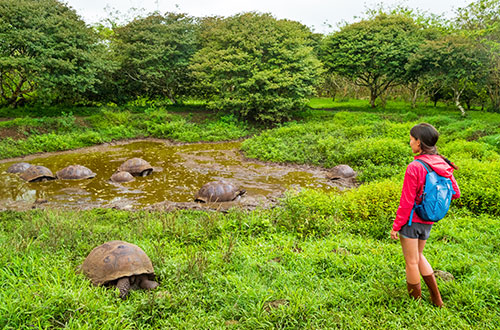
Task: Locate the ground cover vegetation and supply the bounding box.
[1,101,499,328]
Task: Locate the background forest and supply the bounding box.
[1,0,499,122]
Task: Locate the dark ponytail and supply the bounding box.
[410,123,458,170]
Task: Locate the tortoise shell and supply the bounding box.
[326,164,356,180]
[110,171,135,183]
[118,158,153,177]
[81,240,155,286]
[56,165,96,180]
[195,180,246,203]
[7,162,32,174]
[19,165,56,182]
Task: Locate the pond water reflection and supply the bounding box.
[0,140,342,210]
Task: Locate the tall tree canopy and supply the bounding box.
[0,0,102,106]
[321,14,423,107]
[190,12,323,123]
[409,34,489,115]
[111,12,199,104]
[455,0,500,111]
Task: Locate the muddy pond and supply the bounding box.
[0,140,353,211]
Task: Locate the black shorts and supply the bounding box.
[399,222,433,240]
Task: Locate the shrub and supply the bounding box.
[278,180,401,239]
[453,159,500,215]
[440,140,500,162]
[336,180,401,239]
[88,109,132,130]
[190,13,322,123]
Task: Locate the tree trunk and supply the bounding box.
[370,88,377,108]
[411,84,420,108]
[453,88,466,116]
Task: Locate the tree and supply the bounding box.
[0,0,102,106]
[320,14,423,107]
[189,12,323,123]
[111,12,199,104]
[409,34,489,115]
[455,0,500,112]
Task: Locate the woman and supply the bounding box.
[390,123,460,307]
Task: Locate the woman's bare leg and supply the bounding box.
[417,239,434,276]
[400,237,420,283]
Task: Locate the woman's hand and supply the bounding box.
[390,229,399,240]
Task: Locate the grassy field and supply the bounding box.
[1,99,499,328]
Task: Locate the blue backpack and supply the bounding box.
[408,159,455,226]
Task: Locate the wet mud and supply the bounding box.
[0,139,357,212]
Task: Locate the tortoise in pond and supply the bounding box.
[56,165,96,180]
[195,180,246,203]
[7,162,32,174]
[118,158,153,177]
[326,164,356,180]
[81,240,159,299]
[110,171,135,183]
[19,165,56,182]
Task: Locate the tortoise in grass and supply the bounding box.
[326,164,356,180]
[56,165,96,180]
[81,240,159,299]
[195,180,246,203]
[7,162,32,174]
[110,171,135,183]
[118,158,153,177]
[19,165,56,182]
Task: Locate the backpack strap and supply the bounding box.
[408,159,432,227]
[414,159,433,173]
[409,206,416,226]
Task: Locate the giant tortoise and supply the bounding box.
[56,165,96,180]
[80,240,159,299]
[326,164,356,180]
[19,165,56,182]
[7,162,31,174]
[118,158,153,177]
[110,171,135,183]
[194,180,246,203]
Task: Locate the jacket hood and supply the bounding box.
[414,154,455,178]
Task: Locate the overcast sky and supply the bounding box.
[63,0,472,34]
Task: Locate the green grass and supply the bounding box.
[0,206,498,329]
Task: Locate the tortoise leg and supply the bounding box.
[116,277,131,299]
[138,275,159,290]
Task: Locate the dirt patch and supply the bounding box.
[0,127,26,140]
[263,299,289,312]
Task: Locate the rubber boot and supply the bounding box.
[407,281,422,300]
[423,273,444,307]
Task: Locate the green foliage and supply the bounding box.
[321,14,423,107]
[242,111,413,182]
[87,108,133,129]
[453,158,500,215]
[0,0,103,106]
[277,180,400,239]
[408,33,490,114]
[111,12,199,104]
[190,12,323,123]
